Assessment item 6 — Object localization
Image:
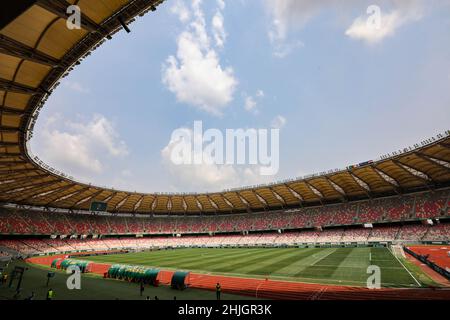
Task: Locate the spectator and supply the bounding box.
[216,283,221,300]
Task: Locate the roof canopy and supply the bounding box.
[1,0,449,214]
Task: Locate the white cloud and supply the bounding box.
[271,115,287,129]
[217,0,225,11]
[170,0,191,23]
[162,0,237,116]
[345,5,423,44]
[64,80,90,93]
[212,10,226,48]
[244,96,257,112]
[266,0,326,43]
[273,40,304,58]
[244,89,265,114]
[265,0,329,57]
[161,127,272,191]
[33,114,128,179]
[265,0,427,53]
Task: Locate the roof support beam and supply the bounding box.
[414,153,450,174]
[0,173,51,192]
[206,195,219,213]
[417,152,450,164]
[19,184,65,201]
[50,186,91,205]
[304,180,324,203]
[0,170,39,182]
[12,182,64,202]
[133,194,145,212]
[269,187,286,207]
[0,151,22,156]
[324,177,347,202]
[348,171,372,198]
[371,166,402,194]
[0,0,35,29]
[36,0,102,33]
[194,196,203,212]
[0,77,45,95]
[0,126,22,133]
[393,159,432,184]
[0,142,19,147]
[3,179,59,195]
[150,197,157,213]
[236,192,252,212]
[0,161,26,166]
[115,194,131,211]
[35,184,77,204]
[0,107,24,115]
[220,195,235,212]
[181,196,188,214]
[72,189,104,208]
[102,192,117,204]
[0,167,37,174]
[438,142,450,150]
[285,184,304,206]
[252,190,268,210]
[0,34,60,67]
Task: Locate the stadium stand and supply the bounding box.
[1,189,448,236]
[396,224,429,241]
[1,220,449,256]
[368,226,399,242]
[423,223,450,241]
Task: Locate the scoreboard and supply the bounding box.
[90,201,107,212]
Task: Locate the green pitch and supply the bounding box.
[0,260,256,300]
[80,247,425,288]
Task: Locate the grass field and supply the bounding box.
[80,247,426,288]
[0,260,256,300]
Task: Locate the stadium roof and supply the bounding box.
[1,0,450,215]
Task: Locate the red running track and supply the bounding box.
[407,245,450,270]
[26,255,450,300]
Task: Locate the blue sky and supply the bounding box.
[30,0,450,193]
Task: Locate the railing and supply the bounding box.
[403,246,450,280]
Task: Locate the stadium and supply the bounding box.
[0,0,449,303]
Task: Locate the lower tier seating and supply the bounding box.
[1,222,448,255]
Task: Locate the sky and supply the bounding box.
[30,0,450,194]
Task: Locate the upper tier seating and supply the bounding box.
[0,189,448,236]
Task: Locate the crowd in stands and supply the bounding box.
[397,224,429,241]
[422,223,450,241]
[0,222,448,256]
[0,190,448,237]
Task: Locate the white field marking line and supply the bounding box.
[28,260,417,288]
[255,281,265,299]
[369,252,371,263]
[312,264,404,270]
[387,247,421,287]
[309,248,337,266]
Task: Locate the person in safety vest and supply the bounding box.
[46,288,54,300]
